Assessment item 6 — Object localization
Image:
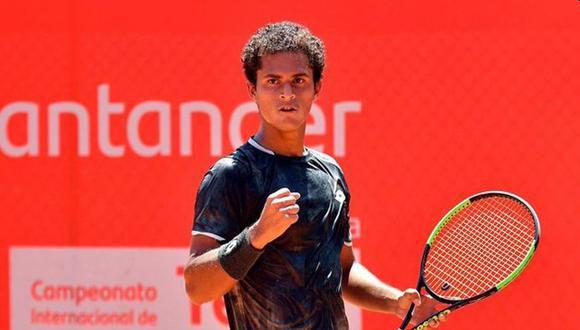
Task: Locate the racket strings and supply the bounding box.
[459,205,530,272]
[428,197,534,296]
[428,199,532,296]
[430,216,520,295]
[427,218,520,297]
[474,202,533,263]
[424,196,536,300]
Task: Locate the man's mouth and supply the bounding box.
[279,106,297,112]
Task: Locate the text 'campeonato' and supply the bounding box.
[0,84,361,158]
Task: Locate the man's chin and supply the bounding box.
[272,121,306,133]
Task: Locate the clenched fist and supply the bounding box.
[248,187,301,249]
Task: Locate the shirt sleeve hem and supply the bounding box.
[192,230,226,242]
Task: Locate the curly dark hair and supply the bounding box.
[241,21,326,86]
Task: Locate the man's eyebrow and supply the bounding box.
[262,72,309,78]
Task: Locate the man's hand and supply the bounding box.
[248,188,300,249]
[395,289,447,329]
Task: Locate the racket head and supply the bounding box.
[420,191,540,304]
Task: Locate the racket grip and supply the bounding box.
[397,302,416,330]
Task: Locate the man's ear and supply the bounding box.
[247,81,257,100]
[314,80,323,100]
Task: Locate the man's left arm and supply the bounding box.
[340,245,445,328]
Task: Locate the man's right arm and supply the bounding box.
[184,188,301,305]
[184,235,235,305]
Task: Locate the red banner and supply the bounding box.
[1,1,579,329]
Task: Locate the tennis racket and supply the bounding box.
[398,191,540,330]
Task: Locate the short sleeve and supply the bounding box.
[314,150,353,247]
[192,158,245,242]
[342,186,353,247]
[334,171,353,247]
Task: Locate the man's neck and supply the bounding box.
[254,127,306,157]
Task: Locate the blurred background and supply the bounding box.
[1,1,578,329]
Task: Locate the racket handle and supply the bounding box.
[397,302,416,330]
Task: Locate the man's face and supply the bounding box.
[249,51,321,133]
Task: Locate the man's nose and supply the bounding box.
[280,83,295,100]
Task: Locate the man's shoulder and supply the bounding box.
[209,149,250,177]
[208,141,266,176]
[309,148,344,172]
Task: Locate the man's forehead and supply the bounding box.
[258,52,313,76]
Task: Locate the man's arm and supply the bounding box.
[184,235,236,305]
[340,245,444,328]
[184,188,301,305]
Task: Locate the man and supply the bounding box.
[184,21,445,329]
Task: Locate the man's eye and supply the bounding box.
[266,79,278,85]
[294,78,305,84]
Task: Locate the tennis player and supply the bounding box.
[184,21,445,329]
